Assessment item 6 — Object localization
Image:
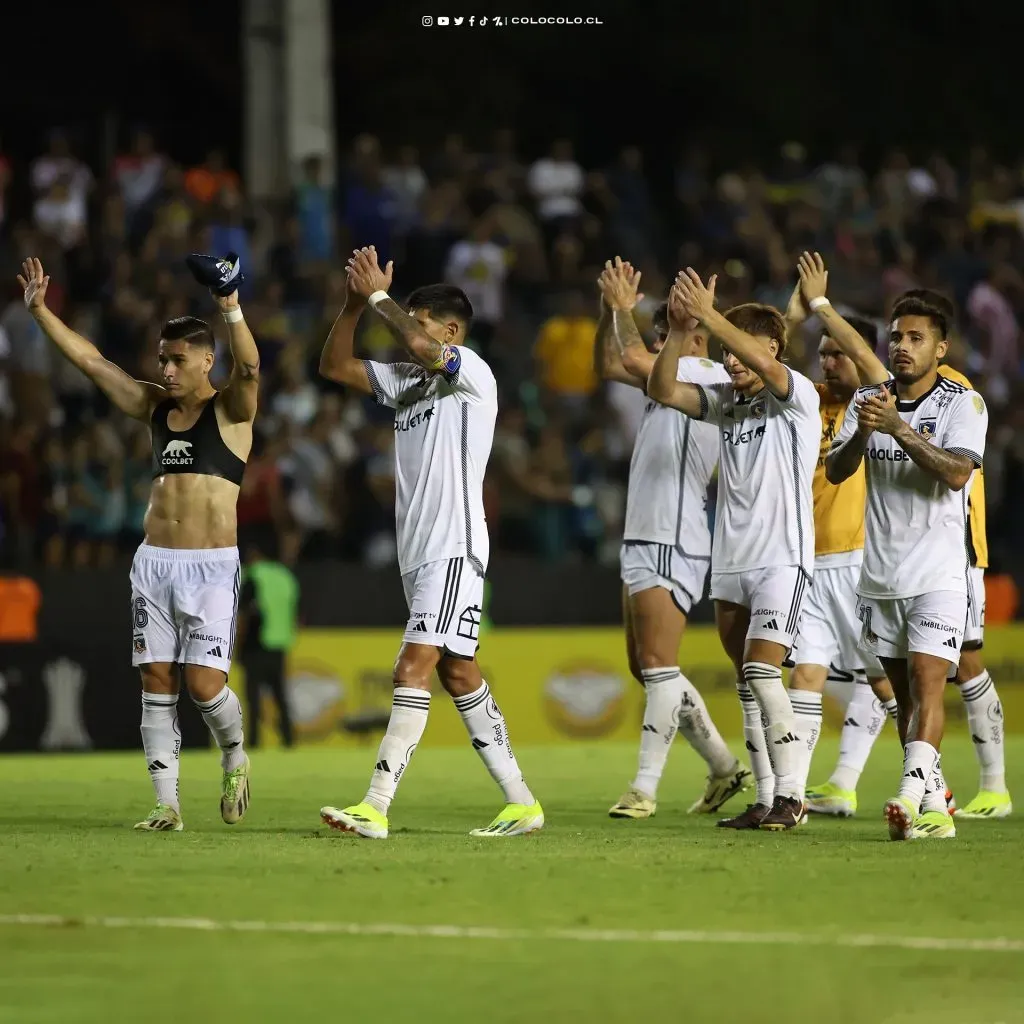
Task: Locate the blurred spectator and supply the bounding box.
[967,265,1022,382]
[31,131,92,205]
[444,210,508,355]
[382,145,428,236]
[528,139,584,247]
[533,290,599,415]
[184,149,240,206]
[114,129,167,221]
[343,147,399,264]
[294,154,334,266]
[34,176,87,250]
[208,188,253,297]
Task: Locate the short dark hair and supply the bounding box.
[890,296,948,339]
[405,284,474,327]
[898,288,956,326]
[652,301,669,337]
[842,316,878,347]
[724,302,788,357]
[161,316,215,350]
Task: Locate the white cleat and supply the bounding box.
[688,763,752,814]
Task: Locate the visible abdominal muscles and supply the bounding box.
[145,474,241,548]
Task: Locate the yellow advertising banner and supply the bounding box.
[233,625,1024,748]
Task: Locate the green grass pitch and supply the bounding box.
[1,737,1022,1024]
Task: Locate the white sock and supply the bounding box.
[744,662,799,801]
[140,692,181,812]
[788,688,822,801]
[882,697,898,723]
[365,688,430,814]
[959,672,1007,792]
[676,673,737,778]
[830,685,888,792]
[898,740,939,812]
[737,680,774,807]
[921,755,948,813]
[630,667,684,799]
[453,681,534,806]
[194,686,246,771]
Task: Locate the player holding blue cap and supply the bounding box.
[18,252,259,833]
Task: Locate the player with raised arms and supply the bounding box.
[649,270,820,832]
[806,280,1009,820]
[594,257,750,821]
[827,294,988,839]
[18,254,257,832]
[317,246,542,839]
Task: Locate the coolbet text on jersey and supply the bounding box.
[832,375,988,600]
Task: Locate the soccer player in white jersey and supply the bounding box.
[810,285,1009,819]
[827,295,988,840]
[316,246,542,839]
[593,258,751,820]
[649,270,820,833]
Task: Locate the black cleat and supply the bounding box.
[717,803,771,830]
[759,795,805,832]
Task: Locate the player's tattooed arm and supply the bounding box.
[345,246,450,372]
[857,387,974,489]
[371,296,447,370]
[594,258,653,386]
[891,423,976,490]
[797,252,888,386]
[215,290,261,422]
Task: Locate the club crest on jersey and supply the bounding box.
[438,345,461,376]
[749,398,766,420]
[918,418,937,440]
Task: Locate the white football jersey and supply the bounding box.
[696,368,820,575]
[624,356,729,556]
[363,346,496,575]
[832,376,988,599]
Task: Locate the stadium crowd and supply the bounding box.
[1,129,1024,571]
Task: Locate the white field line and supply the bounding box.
[0,914,1022,953]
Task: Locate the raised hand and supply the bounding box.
[671,268,717,324]
[597,256,643,312]
[346,246,394,299]
[857,385,901,436]
[797,250,828,304]
[17,258,49,312]
[785,280,810,325]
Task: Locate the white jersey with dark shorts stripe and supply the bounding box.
[832,375,988,663]
[695,367,820,649]
[620,357,729,613]
[363,347,495,656]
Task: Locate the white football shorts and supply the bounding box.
[857,590,967,667]
[791,561,883,678]
[130,545,241,674]
[710,564,810,652]
[620,541,709,616]
[402,556,484,659]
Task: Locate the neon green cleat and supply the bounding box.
[609,788,656,819]
[688,763,752,814]
[957,791,1012,819]
[220,755,250,825]
[883,795,917,841]
[911,810,957,839]
[320,802,389,839]
[805,781,858,817]
[470,801,545,837]
[133,804,183,832]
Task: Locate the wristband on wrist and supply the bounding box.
[808,296,830,312]
[222,306,244,324]
[368,290,389,309]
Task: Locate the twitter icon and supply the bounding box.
[454,15,464,23]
